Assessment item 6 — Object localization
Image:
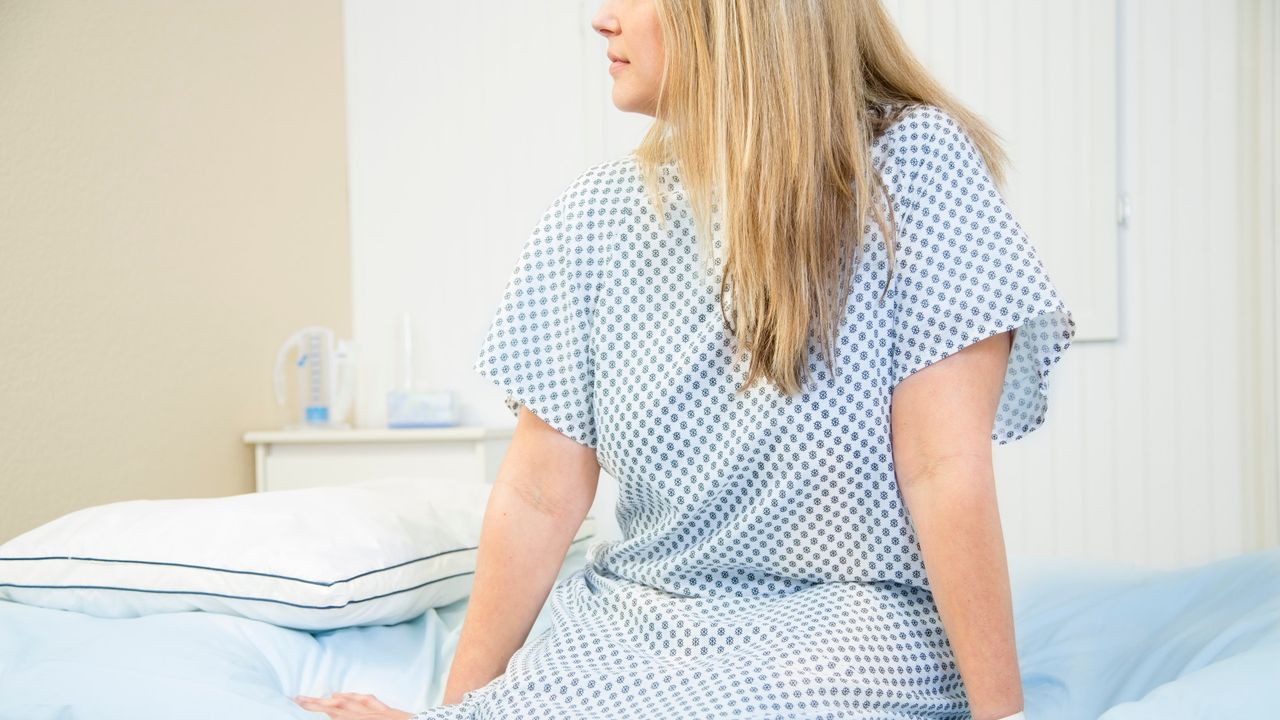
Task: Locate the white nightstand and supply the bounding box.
[242,426,515,492]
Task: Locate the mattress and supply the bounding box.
[1,544,1276,719]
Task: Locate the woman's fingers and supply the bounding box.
[293,692,392,715]
[293,694,347,716]
[334,692,391,709]
[292,696,341,718]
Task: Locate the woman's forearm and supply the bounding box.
[442,478,589,705]
[898,457,1024,720]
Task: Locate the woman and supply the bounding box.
[295,0,1074,718]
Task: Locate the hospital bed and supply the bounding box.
[0,478,1276,719]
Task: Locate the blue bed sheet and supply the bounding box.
[0,592,473,720]
[1,548,1276,719]
[1013,546,1280,719]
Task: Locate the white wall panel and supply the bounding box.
[1244,0,1279,550]
[885,0,1119,344]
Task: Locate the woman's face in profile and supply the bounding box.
[591,0,664,116]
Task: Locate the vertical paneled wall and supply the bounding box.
[1107,0,1250,567]
[1245,0,1279,549]
[950,0,1267,569]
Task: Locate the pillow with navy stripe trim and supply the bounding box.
[0,476,596,631]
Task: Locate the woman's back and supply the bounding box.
[428,103,1074,719]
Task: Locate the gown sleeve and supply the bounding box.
[889,107,1077,445]
[471,169,602,449]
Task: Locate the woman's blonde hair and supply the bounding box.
[635,0,1011,396]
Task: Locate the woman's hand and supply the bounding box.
[291,692,415,719]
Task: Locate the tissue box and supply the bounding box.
[386,390,457,428]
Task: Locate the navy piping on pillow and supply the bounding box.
[0,545,477,587]
[0,522,598,587]
[0,571,474,611]
[0,534,596,610]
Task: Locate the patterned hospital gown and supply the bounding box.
[411,104,1076,719]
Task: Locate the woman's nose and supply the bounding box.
[591,4,619,37]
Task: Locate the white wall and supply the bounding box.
[341,0,1278,568]
[342,0,642,540]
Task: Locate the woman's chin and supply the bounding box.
[611,92,656,117]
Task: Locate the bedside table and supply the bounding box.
[242,427,515,492]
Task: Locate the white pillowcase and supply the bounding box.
[0,476,596,631]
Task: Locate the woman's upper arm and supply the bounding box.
[889,329,1011,487]
[500,405,600,521]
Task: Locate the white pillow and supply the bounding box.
[0,476,596,631]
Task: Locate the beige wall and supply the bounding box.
[0,0,352,542]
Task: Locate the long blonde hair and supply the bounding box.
[635,0,1012,396]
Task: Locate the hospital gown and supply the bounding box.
[411,104,1077,719]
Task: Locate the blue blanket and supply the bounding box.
[1,549,1276,719]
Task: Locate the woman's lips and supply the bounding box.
[609,60,629,74]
